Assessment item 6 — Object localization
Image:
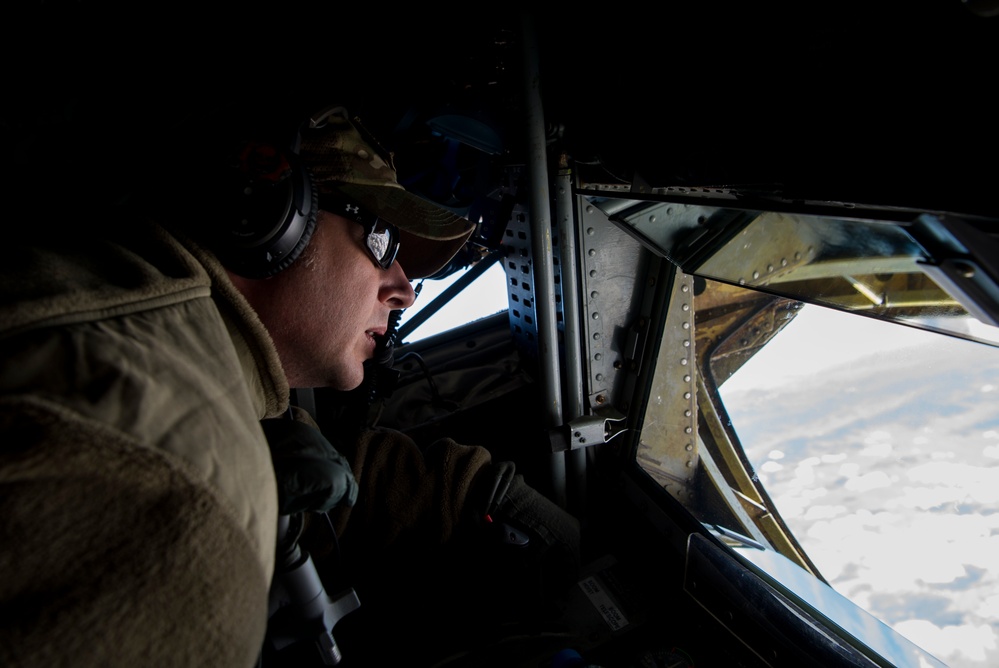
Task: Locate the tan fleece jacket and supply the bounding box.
[0,220,285,667]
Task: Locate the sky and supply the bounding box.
[398,263,509,342]
[720,304,999,668]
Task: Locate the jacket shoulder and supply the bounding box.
[2,220,211,339]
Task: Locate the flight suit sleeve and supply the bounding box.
[308,426,581,654]
[327,427,494,548]
[325,426,580,573]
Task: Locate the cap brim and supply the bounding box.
[396,231,470,279]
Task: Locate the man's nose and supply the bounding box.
[382,260,416,309]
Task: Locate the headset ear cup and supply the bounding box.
[216,142,319,278]
[259,166,318,277]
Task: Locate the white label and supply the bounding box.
[578,575,629,631]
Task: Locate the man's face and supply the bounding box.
[235,210,416,389]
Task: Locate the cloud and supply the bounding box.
[894,618,997,664]
[802,504,847,521]
[844,470,892,493]
[907,463,999,505]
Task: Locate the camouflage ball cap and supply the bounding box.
[300,106,474,279]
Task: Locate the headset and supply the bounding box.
[210,133,318,279]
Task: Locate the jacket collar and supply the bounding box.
[179,233,290,419]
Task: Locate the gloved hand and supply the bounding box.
[261,414,358,515]
[476,462,582,596]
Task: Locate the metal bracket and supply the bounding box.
[550,413,628,452]
[912,214,999,328]
[268,515,362,665]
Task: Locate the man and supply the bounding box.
[226,107,470,391]
[0,106,577,666]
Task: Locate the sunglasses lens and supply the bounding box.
[321,196,400,269]
[366,223,399,268]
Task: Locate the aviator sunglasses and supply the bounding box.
[319,195,401,270]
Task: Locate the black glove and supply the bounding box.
[447,462,583,630]
[261,417,359,515]
[478,462,581,592]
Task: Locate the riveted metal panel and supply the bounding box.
[577,199,651,412]
[635,271,699,508]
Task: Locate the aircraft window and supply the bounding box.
[397,262,509,342]
[711,286,999,668]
